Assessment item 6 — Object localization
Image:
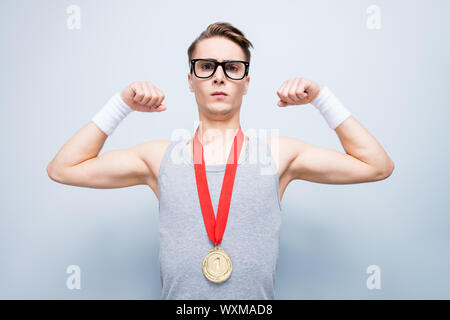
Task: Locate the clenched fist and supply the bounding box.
[277,77,322,107]
[120,81,168,112]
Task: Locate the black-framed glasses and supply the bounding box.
[190,59,250,80]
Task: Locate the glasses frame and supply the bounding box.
[190,59,250,80]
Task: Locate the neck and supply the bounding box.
[195,116,242,148]
[189,115,247,165]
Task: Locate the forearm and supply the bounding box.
[47,122,107,174]
[47,92,133,175]
[311,86,394,174]
[335,116,394,172]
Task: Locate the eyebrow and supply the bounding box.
[206,58,235,62]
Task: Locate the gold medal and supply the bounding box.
[202,245,232,283]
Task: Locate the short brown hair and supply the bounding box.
[187,21,254,69]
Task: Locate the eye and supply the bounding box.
[200,62,214,70]
[226,63,240,72]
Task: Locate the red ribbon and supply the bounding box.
[193,126,244,246]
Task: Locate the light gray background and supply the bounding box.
[1,0,449,299]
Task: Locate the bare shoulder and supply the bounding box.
[133,139,172,198]
[266,135,308,202]
[266,135,307,180]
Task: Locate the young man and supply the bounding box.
[47,22,394,299]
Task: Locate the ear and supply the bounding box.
[188,72,194,93]
[242,75,250,95]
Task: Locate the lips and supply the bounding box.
[211,91,227,96]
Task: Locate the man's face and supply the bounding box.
[188,36,250,117]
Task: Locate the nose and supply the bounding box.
[213,65,226,81]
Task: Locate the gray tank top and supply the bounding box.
[157,133,282,299]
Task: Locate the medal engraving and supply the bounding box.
[202,246,232,283]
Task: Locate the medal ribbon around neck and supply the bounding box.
[193,126,244,246]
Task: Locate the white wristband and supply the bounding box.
[91,92,134,136]
[310,86,352,130]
